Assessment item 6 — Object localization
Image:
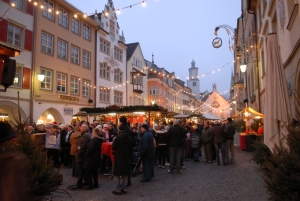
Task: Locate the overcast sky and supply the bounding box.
[71,0,241,95]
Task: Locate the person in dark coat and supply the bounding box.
[119,116,134,186]
[84,128,105,189]
[202,121,213,163]
[224,118,236,164]
[72,124,91,190]
[166,119,185,173]
[112,125,133,195]
[108,123,117,142]
[191,128,201,162]
[139,124,154,182]
[59,124,70,167]
[212,120,226,166]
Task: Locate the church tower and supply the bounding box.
[187,60,200,99]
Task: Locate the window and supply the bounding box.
[71,45,79,64]
[82,80,90,97]
[42,0,54,20]
[72,18,80,35]
[99,62,110,79]
[132,57,143,68]
[41,32,53,54]
[7,23,22,47]
[11,0,24,10]
[83,51,90,68]
[193,82,196,86]
[149,86,158,95]
[114,90,122,105]
[114,46,122,62]
[58,8,68,28]
[13,66,22,87]
[99,87,110,103]
[70,77,79,95]
[110,20,115,34]
[100,38,110,55]
[56,73,67,93]
[114,69,123,83]
[83,23,90,40]
[40,68,52,90]
[57,39,67,60]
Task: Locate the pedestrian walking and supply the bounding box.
[224,118,236,164]
[83,128,105,190]
[166,119,185,173]
[112,125,133,195]
[212,120,226,166]
[202,121,213,163]
[139,124,154,182]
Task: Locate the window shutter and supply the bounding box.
[0,18,8,42]
[26,1,34,16]
[24,29,33,51]
[22,67,31,89]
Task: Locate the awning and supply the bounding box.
[203,113,221,120]
[0,43,21,57]
[174,114,189,119]
[230,106,264,119]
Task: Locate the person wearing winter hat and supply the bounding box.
[138,124,154,182]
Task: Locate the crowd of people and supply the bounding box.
[19,116,239,196]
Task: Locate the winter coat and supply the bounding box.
[69,131,81,156]
[166,124,185,148]
[156,130,168,146]
[139,131,154,159]
[184,139,192,155]
[191,132,201,149]
[83,136,104,170]
[201,127,212,145]
[212,125,225,144]
[112,132,133,176]
[0,142,31,201]
[108,128,117,142]
[60,129,71,150]
[76,131,91,162]
[224,122,236,140]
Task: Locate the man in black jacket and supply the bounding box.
[166,119,185,173]
[224,118,236,164]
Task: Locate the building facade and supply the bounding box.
[90,1,127,108]
[0,0,34,122]
[32,0,98,124]
[232,0,300,118]
[187,60,200,99]
[126,42,148,106]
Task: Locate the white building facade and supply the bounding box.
[126,42,148,106]
[187,60,200,100]
[0,0,34,122]
[91,1,127,108]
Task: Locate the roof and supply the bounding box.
[235,78,244,85]
[126,43,139,61]
[203,113,221,120]
[200,92,213,102]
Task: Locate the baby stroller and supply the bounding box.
[131,146,141,177]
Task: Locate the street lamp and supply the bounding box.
[240,62,247,73]
[37,73,45,82]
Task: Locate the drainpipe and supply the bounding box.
[95,26,100,108]
[248,3,261,112]
[30,6,37,123]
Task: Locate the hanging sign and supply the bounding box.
[212,37,222,48]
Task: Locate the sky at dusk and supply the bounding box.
[70,0,241,96]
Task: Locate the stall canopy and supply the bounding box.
[174,114,189,119]
[203,113,221,120]
[230,107,264,119]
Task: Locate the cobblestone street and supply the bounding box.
[49,134,269,201]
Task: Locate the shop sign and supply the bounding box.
[64,107,73,115]
[59,95,79,102]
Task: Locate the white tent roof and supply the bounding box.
[174,114,189,118]
[203,113,221,120]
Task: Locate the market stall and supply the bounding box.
[230,107,264,152]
